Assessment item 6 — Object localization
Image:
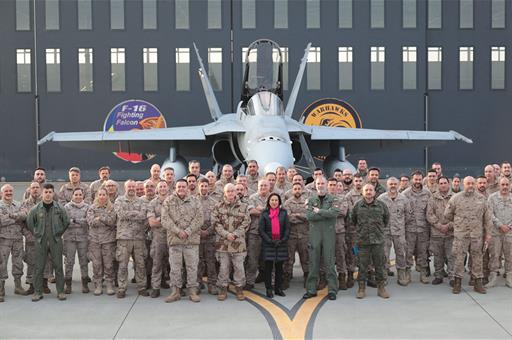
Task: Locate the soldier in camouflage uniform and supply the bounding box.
[341,169,354,195]
[426,176,454,285]
[235,183,249,204]
[275,166,292,193]
[485,165,499,195]
[245,160,260,192]
[205,171,222,201]
[147,164,162,187]
[104,180,119,204]
[89,166,111,201]
[345,174,364,288]
[305,168,324,193]
[161,179,203,303]
[424,169,438,194]
[86,187,117,296]
[141,180,157,290]
[63,188,90,294]
[214,164,235,195]
[378,177,410,286]
[283,183,309,289]
[399,175,410,193]
[58,167,90,204]
[403,170,432,284]
[147,181,170,298]
[444,176,493,294]
[0,184,29,302]
[284,174,307,201]
[355,159,368,178]
[162,167,176,190]
[236,175,255,196]
[486,177,512,288]
[351,184,390,299]
[196,179,218,295]
[246,179,271,289]
[114,180,149,298]
[211,183,250,301]
[23,167,47,200]
[367,167,386,197]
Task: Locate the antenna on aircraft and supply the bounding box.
[193,43,223,121]
[284,42,311,118]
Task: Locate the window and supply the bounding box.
[45,48,61,92]
[338,47,353,90]
[491,0,505,29]
[16,0,31,31]
[459,46,474,90]
[78,48,93,92]
[338,0,352,28]
[208,48,223,90]
[77,0,92,30]
[110,0,125,30]
[16,49,31,92]
[242,0,256,28]
[402,0,416,28]
[307,0,320,28]
[428,47,442,90]
[459,0,473,29]
[45,0,59,30]
[307,47,321,90]
[274,0,288,29]
[370,46,385,90]
[143,0,157,29]
[370,0,385,28]
[402,46,417,90]
[143,48,158,91]
[208,0,222,29]
[176,48,190,91]
[491,46,505,89]
[428,0,442,29]
[175,0,189,29]
[111,48,125,91]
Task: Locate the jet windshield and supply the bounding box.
[241,39,283,105]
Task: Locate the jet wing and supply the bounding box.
[39,114,245,157]
[289,123,472,155]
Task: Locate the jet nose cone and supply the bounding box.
[264,162,283,174]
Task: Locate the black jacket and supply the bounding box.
[259,208,290,262]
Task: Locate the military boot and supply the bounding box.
[452,277,462,294]
[420,268,430,284]
[207,284,218,295]
[117,290,126,299]
[397,269,408,286]
[138,289,150,297]
[235,286,245,301]
[356,281,366,299]
[485,272,497,288]
[43,278,51,294]
[165,287,181,303]
[81,277,90,294]
[26,283,35,295]
[473,278,487,294]
[338,273,347,291]
[151,289,160,298]
[217,287,228,301]
[189,287,201,302]
[14,278,29,296]
[64,279,72,294]
[377,283,390,299]
[506,273,512,288]
[346,271,354,288]
[94,282,102,296]
[106,281,115,296]
[0,280,5,302]
[57,292,67,301]
[31,292,43,302]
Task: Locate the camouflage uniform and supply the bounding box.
[247,174,259,193]
[283,195,309,281]
[214,177,235,195]
[444,191,493,279]
[197,194,218,286]
[147,196,169,290]
[58,182,91,204]
[86,203,117,288]
[246,193,269,285]
[161,194,203,290]
[114,195,148,292]
[63,201,89,280]
[370,181,387,198]
[141,195,155,284]
[377,192,409,270]
[403,187,432,270]
[0,200,24,282]
[211,198,250,288]
[345,188,362,273]
[426,191,454,279]
[275,181,292,193]
[350,198,390,284]
[334,195,349,275]
[19,196,41,284]
[487,180,499,196]
[89,179,107,201]
[487,192,512,274]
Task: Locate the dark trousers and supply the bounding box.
[35,235,64,294]
[264,260,284,290]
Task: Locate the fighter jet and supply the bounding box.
[39,39,472,177]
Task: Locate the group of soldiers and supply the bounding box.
[0,158,511,303]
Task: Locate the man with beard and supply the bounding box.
[356,159,368,178]
[367,168,386,197]
[341,169,354,195]
[186,173,198,195]
[444,176,492,294]
[275,166,292,192]
[403,171,432,284]
[245,160,260,192]
[451,175,462,194]
[284,174,307,201]
[23,167,47,200]
[89,166,111,200]
[286,166,297,183]
[501,161,512,181]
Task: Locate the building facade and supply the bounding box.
[0,0,510,180]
